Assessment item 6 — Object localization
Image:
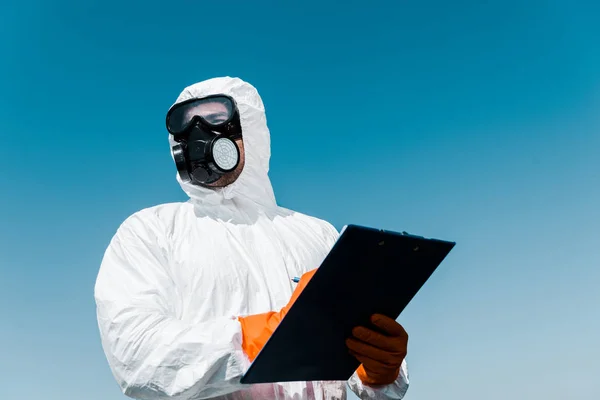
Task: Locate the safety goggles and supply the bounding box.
[166,94,238,136]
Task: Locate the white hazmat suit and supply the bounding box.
[94,77,409,400]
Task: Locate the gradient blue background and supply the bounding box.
[1,1,599,399]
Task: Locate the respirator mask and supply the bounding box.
[166,94,242,185]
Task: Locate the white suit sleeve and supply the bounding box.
[94,213,249,400]
[347,358,409,400]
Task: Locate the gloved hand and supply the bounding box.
[238,269,317,361]
[346,314,408,386]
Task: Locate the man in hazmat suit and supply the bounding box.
[94,77,410,400]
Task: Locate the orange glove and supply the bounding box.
[346,314,408,386]
[238,269,317,361]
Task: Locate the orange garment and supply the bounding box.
[238,269,316,361]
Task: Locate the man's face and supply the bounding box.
[170,95,245,188]
[188,99,245,188]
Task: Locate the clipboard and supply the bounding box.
[240,224,456,384]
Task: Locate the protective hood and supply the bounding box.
[168,77,277,210]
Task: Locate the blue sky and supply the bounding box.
[1,1,599,399]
